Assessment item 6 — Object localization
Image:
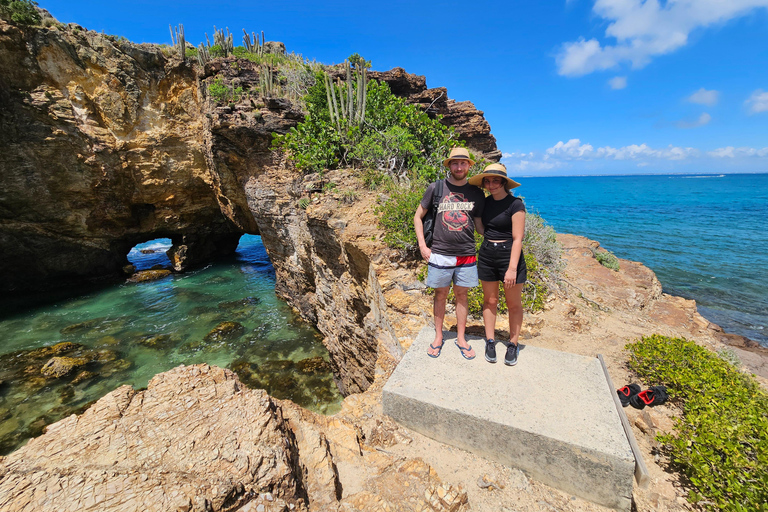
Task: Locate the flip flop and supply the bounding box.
[455,340,476,360]
[427,340,444,358]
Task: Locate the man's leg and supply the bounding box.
[427,286,450,357]
[452,285,475,358]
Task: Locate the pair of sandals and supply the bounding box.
[427,339,475,360]
[617,384,668,409]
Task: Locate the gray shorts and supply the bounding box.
[425,253,479,289]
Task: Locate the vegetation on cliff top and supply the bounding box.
[627,335,768,511]
[0,0,41,25]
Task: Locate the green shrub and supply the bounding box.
[626,335,768,511]
[0,0,41,25]
[593,247,619,271]
[207,75,244,104]
[274,75,459,179]
[376,181,425,251]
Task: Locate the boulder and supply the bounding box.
[40,356,90,378]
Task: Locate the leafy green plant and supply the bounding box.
[298,198,309,210]
[207,75,244,104]
[592,247,619,271]
[273,74,458,179]
[0,0,41,25]
[626,335,768,511]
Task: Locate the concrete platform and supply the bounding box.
[382,327,634,510]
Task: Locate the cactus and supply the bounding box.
[242,29,264,57]
[169,24,185,62]
[196,43,210,66]
[259,66,276,98]
[324,58,369,132]
[213,26,234,57]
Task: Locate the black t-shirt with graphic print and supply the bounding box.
[420,180,485,257]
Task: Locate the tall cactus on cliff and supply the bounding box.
[169,24,186,62]
[196,43,210,67]
[213,26,234,57]
[242,29,264,57]
[259,66,276,98]
[324,58,369,132]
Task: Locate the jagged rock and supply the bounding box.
[1,364,465,512]
[0,365,303,512]
[370,67,501,161]
[125,269,172,283]
[204,321,245,343]
[135,333,175,349]
[40,356,89,378]
[296,356,330,374]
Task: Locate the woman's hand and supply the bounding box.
[503,268,517,288]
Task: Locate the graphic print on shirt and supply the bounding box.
[437,193,475,232]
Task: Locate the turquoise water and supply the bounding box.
[0,235,342,454]
[518,173,768,347]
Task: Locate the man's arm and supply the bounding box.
[414,204,431,261]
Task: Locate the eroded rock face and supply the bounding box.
[0,364,467,512]
[0,20,496,395]
[0,20,244,290]
[369,67,501,161]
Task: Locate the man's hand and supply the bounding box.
[420,245,431,262]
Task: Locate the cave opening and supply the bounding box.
[127,238,173,271]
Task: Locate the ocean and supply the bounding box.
[517,173,768,348]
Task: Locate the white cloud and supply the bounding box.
[678,112,712,128]
[688,88,720,106]
[545,140,699,161]
[503,151,534,159]
[556,1,768,76]
[708,146,768,157]
[609,76,627,89]
[745,89,768,114]
[546,139,594,158]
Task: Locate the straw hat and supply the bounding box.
[442,147,476,168]
[468,163,521,190]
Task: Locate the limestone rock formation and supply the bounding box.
[0,364,468,512]
[369,67,502,161]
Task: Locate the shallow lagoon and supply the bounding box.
[0,236,342,454]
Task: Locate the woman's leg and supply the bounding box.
[504,283,525,346]
[481,280,500,341]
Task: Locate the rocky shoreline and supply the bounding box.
[2,224,765,512]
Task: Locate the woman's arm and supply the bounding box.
[504,211,526,288]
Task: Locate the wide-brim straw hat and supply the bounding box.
[468,163,521,190]
[442,147,476,168]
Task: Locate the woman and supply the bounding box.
[468,163,526,366]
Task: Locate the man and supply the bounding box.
[414,147,485,359]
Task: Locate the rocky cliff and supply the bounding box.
[0,19,500,394]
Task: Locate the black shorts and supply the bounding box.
[477,240,527,283]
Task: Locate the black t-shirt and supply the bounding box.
[482,194,526,241]
[420,180,485,256]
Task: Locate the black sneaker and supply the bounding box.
[617,384,641,407]
[485,339,497,363]
[504,343,519,366]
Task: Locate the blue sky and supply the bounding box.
[38,0,768,176]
